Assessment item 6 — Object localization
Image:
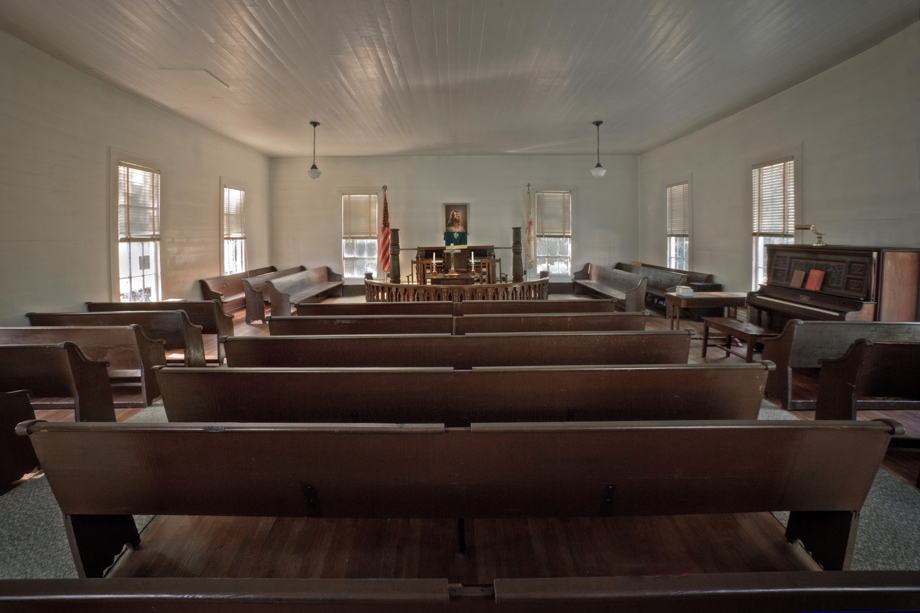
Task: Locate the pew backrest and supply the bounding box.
[200,266,276,312]
[241,266,307,323]
[454,300,619,315]
[0,343,115,421]
[21,418,897,576]
[158,362,769,426]
[224,331,691,369]
[762,319,920,408]
[269,315,454,336]
[454,312,647,334]
[613,262,688,297]
[0,326,165,406]
[295,301,455,316]
[27,311,206,367]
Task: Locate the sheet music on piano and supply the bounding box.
[747,245,920,333]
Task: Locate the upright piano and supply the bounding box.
[747,245,920,332]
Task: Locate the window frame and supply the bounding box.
[220,177,248,276]
[108,148,166,302]
[666,180,691,271]
[751,156,796,290]
[533,187,575,279]
[340,187,381,280]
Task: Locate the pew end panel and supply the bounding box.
[0,390,40,495]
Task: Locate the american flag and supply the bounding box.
[378,190,391,273]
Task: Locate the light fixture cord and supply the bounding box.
[312,125,317,165]
[596,123,600,163]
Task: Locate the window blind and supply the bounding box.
[752,158,794,237]
[536,192,572,237]
[342,194,378,238]
[667,182,689,237]
[118,163,160,240]
[223,187,245,239]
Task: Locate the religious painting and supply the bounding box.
[443,203,469,246]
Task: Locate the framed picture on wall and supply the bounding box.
[443,203,469,233]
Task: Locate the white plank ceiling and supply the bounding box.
[1,0,917,157]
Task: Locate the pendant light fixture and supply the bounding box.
[308,121,322,179]
[591,120,606,178]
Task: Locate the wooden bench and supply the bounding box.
[0,343,115,422]
[27,311,206,368]
[454,299,619,315]
[702,317,780,363]
[614,262,688,307]
[0,326,166,407]
[267,267,344,316]
[157,362,769,426]
[224,330,692,369]
[86,300,232,364]
[18,418,898,578]
[572,264,647,312]
[3,573,920,612]
[241,266,306,324]
[296,301,455,316]
[624,262,722,291]
[200,266,276,313]
[0,390,39,495]
[761,320,920,409]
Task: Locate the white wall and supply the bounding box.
[271,155,638,282]
[638,22,920,293]
[0,29,271,326]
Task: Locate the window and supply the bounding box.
[222,186,246,275]
[667,182,689,270]
[752,158,795,289]
[535,191,572,276]
[342,193,378,279]
[117,163,161,302]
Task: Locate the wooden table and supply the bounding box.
[702,317,780,363]
[665,292,748,331]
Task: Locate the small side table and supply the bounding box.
[665,292,748,331]
[702,317,779,363]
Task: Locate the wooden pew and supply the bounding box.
[454,312,647,334]
[270,314,454,336]
[86,300,232,364]
[0,326,165,407]
[0,343,115,422]
[572,264,647,311]
[295,301,455,316]
[157,362,769,426]
[224,331,692,369]
[200,266,276,313]
[18,418,898,577]
[454,299,619,315]
[2,573,920,613]
[27,311,206,367]
[242,266,306,324]
[1,390,39,495]
[267,267,344,317]
[761,320,920,409]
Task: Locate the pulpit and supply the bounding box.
[414,245,498,284]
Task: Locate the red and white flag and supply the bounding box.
[378,190,391,273]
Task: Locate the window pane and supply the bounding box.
[224,238,245,275]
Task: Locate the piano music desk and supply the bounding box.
[665,291,748,331]
[702,317,780,363]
